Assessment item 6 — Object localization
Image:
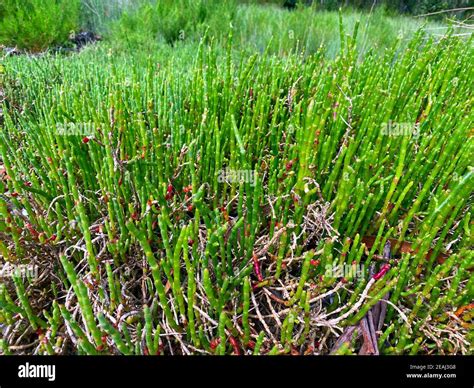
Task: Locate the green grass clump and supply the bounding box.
[0,0,81,52]
[0,5,472,355]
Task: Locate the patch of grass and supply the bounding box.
[0,14,472,354]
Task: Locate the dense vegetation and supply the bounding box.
[281,0,472,15]
[0,0,81,52]
[0,1,472,355]
[0,0,470,52]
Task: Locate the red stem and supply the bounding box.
[228,336,241,355]
[372,264,390,280]
[252,254,264,282]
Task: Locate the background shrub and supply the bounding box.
[0,0,81,52]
